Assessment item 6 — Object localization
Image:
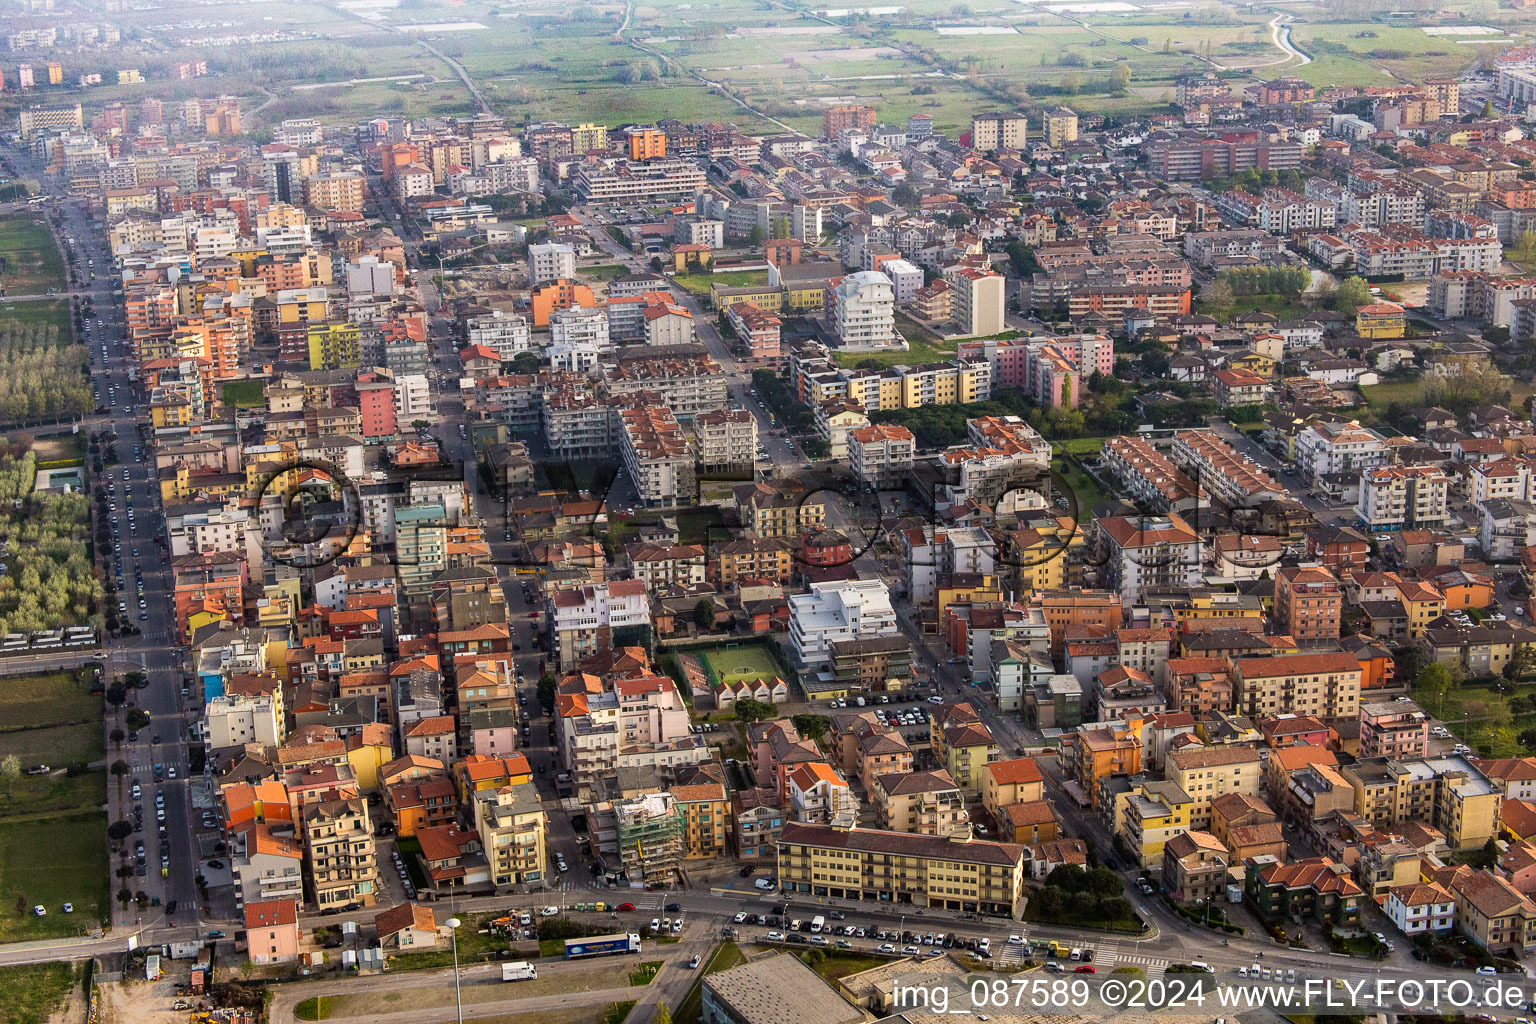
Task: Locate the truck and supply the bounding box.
[810,915,826,934]
[502,962,537,982]
[564,932,642,960]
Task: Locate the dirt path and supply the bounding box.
[94,979,187,1024]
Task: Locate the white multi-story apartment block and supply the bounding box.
[618,405,696,509]
[883,258,924,304]
[848,423,916,488]
[692,408,756,472]
[788,578,900,669]
[1356,465,1451,533]
[205,692,283,748]
[528,242,577,285]
[166,505,260,563]
[971,112,1028,151]
[395,373,431,423]
[828,271,897,349]
[1295,421,1390,484]
[946,266,1007,337]
[1096,514,1202,604]
[1255,188,1336,235]
[549,305,612,372]
[465,311,532,361]
[573,159,709,203]
[548,578,652,670]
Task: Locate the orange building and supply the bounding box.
[1072,719,1143,807]
[529,280,597,327]
[627,128,667,161]
[1030,589,1123,656]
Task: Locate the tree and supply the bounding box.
[125,708,151,731]
[1512,230,1536,266]
[0,754,18,797]
[104,682,126,707]
[1005,240,1041,277]
[747,226,766,247]
[791,713,831,741]
[537,672,557,713]
[692,598,716,630]
[653,1004,673,1024]
[1202,277,1234,312]
[1415,662,1457,716]
[1111,62,1132,94]
[109,727,124,746]
[734,698,776,724]
[110,759,130,777]
[107,820,133,841]
[1332,275,1372,316]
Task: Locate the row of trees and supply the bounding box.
[1212,266,1311,299]
[0,325,91,423]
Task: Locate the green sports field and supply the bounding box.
[698,643,786,686]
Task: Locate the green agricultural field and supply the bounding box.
[0,301,69,335]
[0,216,64,297]
[0,671,103,772]
[0,814,108,940]
[221,379,266,408]
[698,642,788,687]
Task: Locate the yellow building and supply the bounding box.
[1117,778,1193,868]
[776,821,1028,918]
[1228,351,1276,378]
[345,726,393,793]
[1356,302,1406,339]
[1397,579,1446,639]
[1343,753,1502,851]
[1166,746,1263,830]
[1045,107,1079,149]
[937,720,999,794]
[571,123,609,152]
[275,287,329,325]
[472,781,550,888]
[307,322,362,371]
[981,757,1046,821]
[674,781,730,859]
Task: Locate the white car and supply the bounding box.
[32,906,44,916]
[927,695,944,705]
[877,943,896,953]
[540,906,559,917]
[733,912,747,923]
[766,931,786,941]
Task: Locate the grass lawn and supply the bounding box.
[294,996,330,1022]
[0,814,107,939]
[628,960,663,985]
[1053,457,1108,524]
[0,215,64,296]
[599,1002,637,1024]
[672,270,767,296]
[0,962,75,1024]
[581,264,629,282]
[0,300,70,334]
[1416,680,1536,759]
[387,911,511,970]
[697,642,787,687]
[1201,294,1316,320]
[833,334,958,369]
[221,379,266,408]
[0,671,104,773]
[1359,379,1426,408]
[675,942,745,1024]
[805,952,888,982]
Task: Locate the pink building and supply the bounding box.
[356,372,398,440]
[244,898,301,963]
[958,336,1030,389]
[1358,698,1429,760]
[469,708,518,757]
[1026,344,1081,409]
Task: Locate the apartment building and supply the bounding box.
[1273,566,1344,643]
[618,404,696,509]
[1167,746,1264,830]
[472,781,549,888]
[1100,435,1198,511]
[1170,429,1284,508]
[1094,514,1202,604]
[786,762,858,825]
[572,159,709,203]
[303,798,378,910]
[827,271,897,349]
[1357,466,1451,533]
[547,579,652,670]
[1295,421,1390,484]
[789,579,900,670]
[675,781,730,859]
[1233,652,1362,722]
[1343,754,1501,851]
[692,408,756,472]
[776,821,1028,918]
[971,112,1028,152]
[947,267,1006,337]
[847,423,916,489]
[873,770,970,837]
[1359,699,1430,760]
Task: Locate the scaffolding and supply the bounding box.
[615,792,684,884]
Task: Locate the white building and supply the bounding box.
[344,256,396,299]
[465,311,532,361]
[946,266,1006,338]
[848,423,916,489]
[205,692,283,749]
[549,305,612,372]
[1096,513,1202,604]
[1383,882,1455,937]
[788,578,900,669]
[528,242,577,286]
[394,373,432,423]
[882,258,925,304]
[828,270,897,349]
[1355,465,1451,533]
[1295,421,1390,485]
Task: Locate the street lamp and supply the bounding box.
[446,916,464,1024]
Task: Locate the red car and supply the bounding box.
[1075,965,1096,974]
[616,902,636,912]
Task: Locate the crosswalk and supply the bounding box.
[997,939,1028,967]
[1094,943,1168,976]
